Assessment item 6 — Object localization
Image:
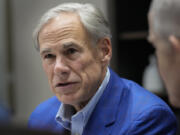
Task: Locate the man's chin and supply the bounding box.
[56,94,79,105]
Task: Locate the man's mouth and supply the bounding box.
[54,82,79,93]
[56,83,71,87]
[55,82,77,88]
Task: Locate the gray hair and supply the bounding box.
[33,2,111,51]
[149,0,180,38]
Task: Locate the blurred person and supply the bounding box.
[148,0,180,108]
[28,2,177,135]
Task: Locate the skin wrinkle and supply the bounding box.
[40,43,84,58]
[41,26,79,44]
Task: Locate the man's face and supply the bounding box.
[148,12,173,83]
[148,12,180,101]
[38,12,111,110]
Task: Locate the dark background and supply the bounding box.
[109,0,153,85]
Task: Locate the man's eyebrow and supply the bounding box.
[62,42,79,49]
[40,48,52,55]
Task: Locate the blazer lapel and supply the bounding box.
[83,69,124,135]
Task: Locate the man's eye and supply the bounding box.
[44,54,55,59]
[66,48,77,55]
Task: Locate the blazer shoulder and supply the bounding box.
[110,69,173,113]
[28,96,64,132]
[32,96,60,113]
[120,78,176,120]
[110,76,177,134]
[28,96,60,125]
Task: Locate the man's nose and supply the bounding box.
[54,57,70,77]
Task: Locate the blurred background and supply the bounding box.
[0,0,178,129]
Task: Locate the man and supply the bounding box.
[148,0,180,108]
[28,2,177,135]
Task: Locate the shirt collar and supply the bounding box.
[56,68,110,130]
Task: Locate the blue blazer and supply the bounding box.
[28,69,177,135]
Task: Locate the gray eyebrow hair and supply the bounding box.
[62,42,78,48]
[40,48,52,55]
[62,42,82,50]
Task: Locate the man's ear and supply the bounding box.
[97,37,112,64]
[169,35,180,52]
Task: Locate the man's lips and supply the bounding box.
[54,82,79,94]
[55,82,78,88]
